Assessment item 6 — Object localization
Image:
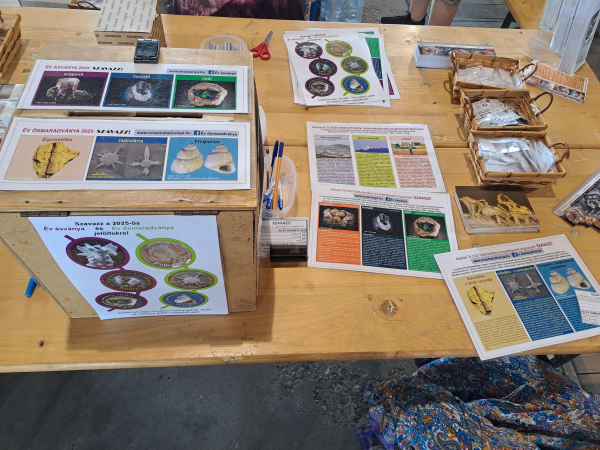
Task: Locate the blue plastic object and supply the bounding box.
[25,278,37,297]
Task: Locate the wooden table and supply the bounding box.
[504,0,545,30]
[1,8,600,372]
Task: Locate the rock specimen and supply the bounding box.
[467,286,494,315]
[32,142,80,178]
[204,144,236,174]
[46,77,93,103]
[188,82,227,107]
[414,216,441,238]
[170,143,204,174]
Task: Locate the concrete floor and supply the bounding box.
[0,359,417,449]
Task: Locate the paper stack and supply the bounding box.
[540,0,564,31]
[413,42,496,69]
[284,28,399,107]
[558,0,600,75]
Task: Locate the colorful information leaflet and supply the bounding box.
[0,117,250,191]
[308,183,458,279]
[17,60,249,113]
[30,215,229,319]
[435,235,600,360]
[307,122,445,192]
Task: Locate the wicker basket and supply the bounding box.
[0,14,21,77]
[68,0,102,9]
[451,52,536,99]
[468,130,569,188]
[460,89,552,135]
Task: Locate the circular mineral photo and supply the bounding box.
[341,76,369,95]
[100,270,157,292]
[95,292,148,311]
[165,269,217,290]
[136,238,195,269]
[295,42,323,59]
[305,77,335,97]
[66,237,129,270]
[160,291,208,308]
[325,40,352,57]
[309,59,337,77]
[341,56,368,74]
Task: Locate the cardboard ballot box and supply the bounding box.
[0,45,260,318]
[95,0,166,47]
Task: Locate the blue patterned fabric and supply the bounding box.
[358,356,600,450]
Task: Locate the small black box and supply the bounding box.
[134,39,160,64]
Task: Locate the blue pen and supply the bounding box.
[270,141,279,178]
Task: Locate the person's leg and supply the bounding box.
[381,0,430,25]
[427,0,460,26]
[409,0,431,21]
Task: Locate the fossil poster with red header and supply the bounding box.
[29,215,229,319]
[17,60,249,113]
[0,117,250,191]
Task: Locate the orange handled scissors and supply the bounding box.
[251,31,273,60]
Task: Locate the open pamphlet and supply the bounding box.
[309,183,458,279]
[30,215,229,319]
[18,60,249,113]
[526,61,588,103]
[307,122,445,192]
[284,29,390,107]
[435,235,600,360]
[0,117,251,190]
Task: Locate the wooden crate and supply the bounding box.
[468,129,569,188]
[0,14,21,77]
[451,51,536,99]
[0,45,260,318]
[460,89,552,134]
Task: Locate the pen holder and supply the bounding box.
[262,155,297,218]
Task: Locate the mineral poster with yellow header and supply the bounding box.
[0,117,250,190]
[29,215,229,319]
[306,122,445,192]
[435,235,600,360]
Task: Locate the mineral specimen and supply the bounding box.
[46,78,93,103]
[467,286,494,315]
[322,208,355,228]
[126,81,153,102]
[76,243,119,269]
[375,213,391,231]
[32,142,80,178]
[170,143,204,174]
[188,82,227,107]
[204,144,236,174]
[414,216,441,238]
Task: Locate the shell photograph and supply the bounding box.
[165,138,239,181]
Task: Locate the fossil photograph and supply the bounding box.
[456,186,539,228]
[103,73,173,108]
[32,72,107,106]
[497,268,549,301]
[85,137,167,181]
[101,270,156,292]
[172,76,236,110]
[165,137,238,181]
[404,213,448,240]
[96,293,147,310]
[138,239,193,269]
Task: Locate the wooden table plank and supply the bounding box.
[505,0,545,30]
[0,8,600,372]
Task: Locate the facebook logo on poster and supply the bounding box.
[209,70,214,74]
